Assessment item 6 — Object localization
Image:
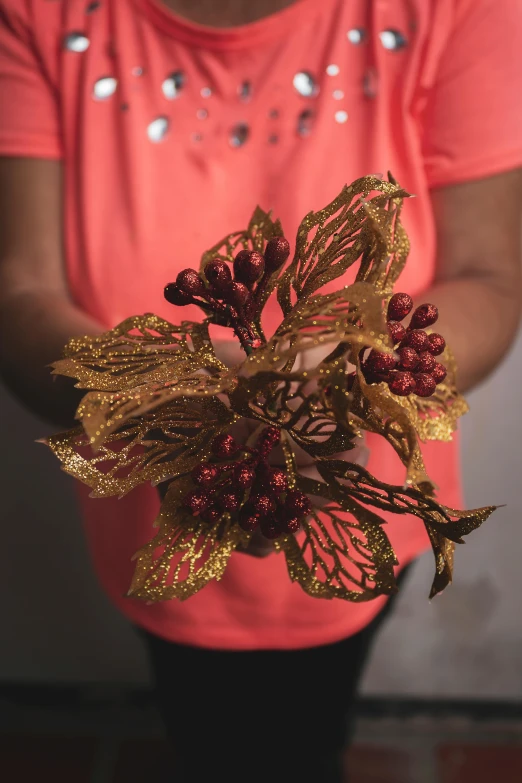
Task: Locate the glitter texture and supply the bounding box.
[46,176,495,603]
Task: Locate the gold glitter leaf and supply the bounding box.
[76,368,237,450]
[52,316,222,392]
[46,397,236,498]
[244,282,391,376]
[277,474,398,601]
[316,460,494,538]
[426,529,455,598]
[128,476,249,601]
[314,459,495,597]
[277,175,410,315]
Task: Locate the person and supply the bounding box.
[1,1,521,781]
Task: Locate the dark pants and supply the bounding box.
[140,569,409,783]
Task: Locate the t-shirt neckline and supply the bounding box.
[134,0,328,50]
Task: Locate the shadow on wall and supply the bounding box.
[1,329,522,695]
[0,387,150,685]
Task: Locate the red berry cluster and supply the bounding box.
[182,426,311,539]
[362,293,447,398]
[164,237,291,354]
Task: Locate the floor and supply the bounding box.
[1,688,522,782]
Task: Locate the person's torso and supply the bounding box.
[34,0,455,326]
[32,0,463,647]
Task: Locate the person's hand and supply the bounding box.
[157,339,369,558]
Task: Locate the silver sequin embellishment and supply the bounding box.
[86,1,100,13]
[347,28,366,45]
[132,66,145,77]
[93,76,117,100]
[238,81,252,101]
[162,71,185,100]
[147,117,169,143]
[229,123,249,148]
[196,108,208,120]
[326,64,340,77]
[334,110,348,124]
[201,87,212,98]
[63,32,90,53]
[293,72,318,98]
[297,109,314,137]
[363,68,379,98]
[333,89,344,100]
[379,29,407,50]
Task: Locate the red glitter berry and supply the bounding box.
[284,516,301,534]
[183,488,211,515]
[219,490,242,511]
[366,350,397,374]
[258,426,281,458]
[414,373,437,397]
[285,490,311,518]
[416,350,436,374]
[387,292,414,322]
[164,283,192,306]
[388,371,415,396]
[176,268,206,297]
[431,361,447,384]
[260,516,282,540]
[264,426,281,444]
[239,511,261,532]
[204,259,232,293]
[201,505,221,524]
[191,462,219,487]
[397,346,419,371]
[211,433,239,459]
[387,320,407,345]
[264,236,291,273]
[233,464,256,488]
[427,333,446,356]
[227,281,250,308]
[233,250,265,286]
[267,468,288,494]
[252,494,277,516]
[401,329,429,353]
[410,303,438,330]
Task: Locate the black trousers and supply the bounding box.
[140,570,408,783]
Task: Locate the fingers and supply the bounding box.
[344,439,370,468]
[237,528,276,558]
[212,338,247,368]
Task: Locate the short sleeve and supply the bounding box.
[422,0,522,188]
[0,2,62,158]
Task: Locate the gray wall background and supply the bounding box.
[1,329,521,698]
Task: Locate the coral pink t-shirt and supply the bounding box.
[1,0,522,649]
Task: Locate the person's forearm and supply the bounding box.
[415,276,522,392]
[0,290,103,427]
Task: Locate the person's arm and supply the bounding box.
[0,157,104,427]
[419,169,522,392]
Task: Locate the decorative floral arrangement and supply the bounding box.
[46,175,495,603]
